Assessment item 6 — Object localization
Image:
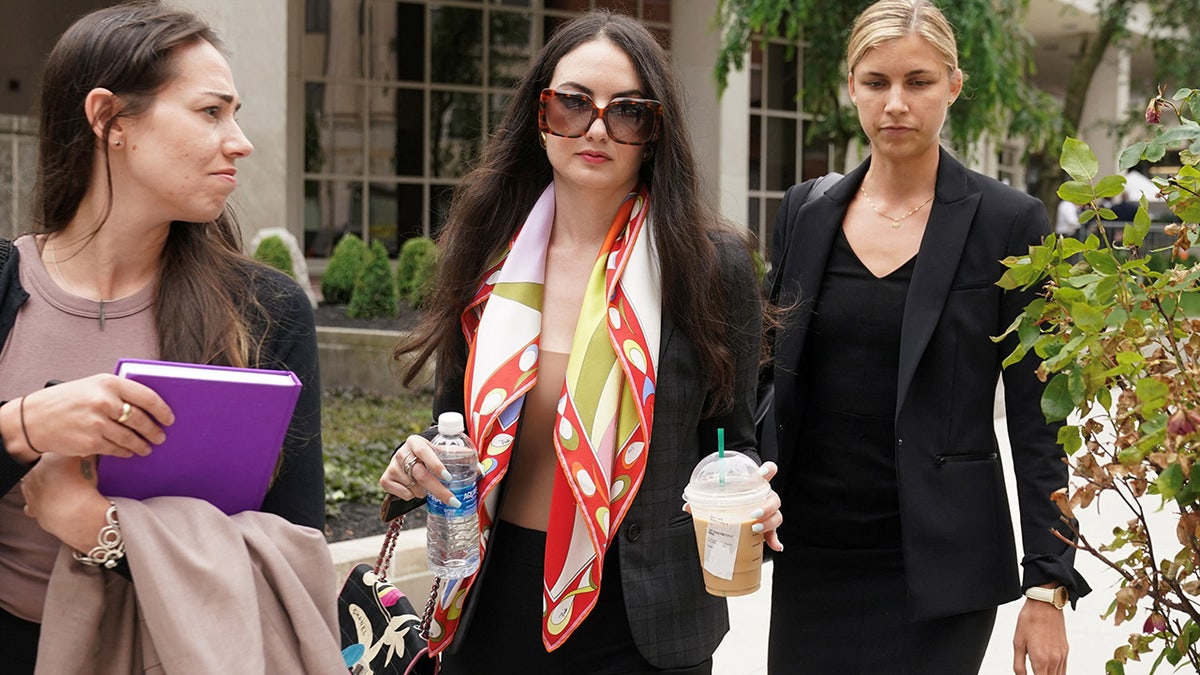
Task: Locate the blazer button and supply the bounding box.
[626,523,642,542]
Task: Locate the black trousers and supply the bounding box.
[440,520,712,675]
[0,605,39,675]
[768,551,996,675]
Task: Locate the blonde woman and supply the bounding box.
[763,2,1088,673]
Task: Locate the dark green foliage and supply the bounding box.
[322,387,433,515]
[348,240,399,319]
[321,234,367,305]
[252,235,294,277]
[395,236,439,309]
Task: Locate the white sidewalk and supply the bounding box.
[712,415,1168,674]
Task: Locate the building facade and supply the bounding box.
[0,0,1159,264]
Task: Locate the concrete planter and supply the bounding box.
[316,326,433,395]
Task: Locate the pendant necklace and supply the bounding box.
[859,183,935,229]
[48,239,111,331]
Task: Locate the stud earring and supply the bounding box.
[642,146,654,161]
[113,139,123,147]
[538,132,547,149]
[947,99,954,107]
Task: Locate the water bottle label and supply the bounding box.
[427,485,478,518]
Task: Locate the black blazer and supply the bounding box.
[435,234,762,668]
[767,149,1078,620]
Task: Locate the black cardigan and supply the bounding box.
[0,242,325,529]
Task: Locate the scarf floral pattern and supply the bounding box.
[426,182,660,655]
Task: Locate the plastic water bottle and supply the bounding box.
[425,412,480,578]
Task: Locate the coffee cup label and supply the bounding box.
[702,516,740,580]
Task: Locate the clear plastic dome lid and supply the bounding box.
[683,450,770,507]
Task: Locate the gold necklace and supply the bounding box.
[47,238,111,330]
[859,184,935,229]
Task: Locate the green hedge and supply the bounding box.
[395,236,439,309]
[321,234,367,304]
[252,235,294,277]
[348,240,399,319]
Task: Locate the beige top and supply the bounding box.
[498,349,569,531]
[0,234,156,622]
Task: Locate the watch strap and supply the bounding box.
[1024,585,1067,609]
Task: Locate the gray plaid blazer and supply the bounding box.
[433,235,763,669]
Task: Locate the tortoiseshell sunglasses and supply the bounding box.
[538,88,663,145]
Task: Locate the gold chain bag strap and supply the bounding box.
[338,496,442,675]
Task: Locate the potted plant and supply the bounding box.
[999,88,1200,673]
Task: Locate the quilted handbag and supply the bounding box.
[338,499,440,675]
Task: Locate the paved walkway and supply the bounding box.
[711,415,1169,674]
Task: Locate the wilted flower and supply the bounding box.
[1146,96,1162,124]
[1168,410,1196,436]
[1144,611,1168,633]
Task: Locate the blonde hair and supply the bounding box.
[846,0,961,76]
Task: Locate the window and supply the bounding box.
[300,0,669,257]
[746,35,828,257]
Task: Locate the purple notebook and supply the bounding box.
[97,358,302,515]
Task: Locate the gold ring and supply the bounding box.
[116,402,133,425]
[403,455,421,477]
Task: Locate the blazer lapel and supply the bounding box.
[896,150,979,413]
[775,164,866,380]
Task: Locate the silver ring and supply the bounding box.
[115,402,133,425]
[403,455,421,477]
[401,477,417,489]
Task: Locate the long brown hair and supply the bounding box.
[396,10,753,414]
[33,1,268,366]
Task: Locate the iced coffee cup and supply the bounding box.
[683,450,770,597]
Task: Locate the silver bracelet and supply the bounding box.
[72,501,125,569]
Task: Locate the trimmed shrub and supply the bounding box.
[321,234,367,305]
[348,240,399,319]
[395,236,439,309]
[252,235,294,277]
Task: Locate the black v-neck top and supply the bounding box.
[788,228,916,562]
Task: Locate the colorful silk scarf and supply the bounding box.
[426,182,660,655]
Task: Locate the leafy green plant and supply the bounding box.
[395,236,439,309]
[999,88,1200,673]
[322,387,433,516]
[348,240,399,319]
[321,234,367,305]
[252,235,294,277]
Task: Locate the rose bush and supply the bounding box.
[999,87,1200,673]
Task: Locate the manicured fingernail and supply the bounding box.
[449,496,462,508]
[752,523,764,533]
[441,469,453,481]
[757,465,770,476]
[750,508,764,519]
[477,462,486,476]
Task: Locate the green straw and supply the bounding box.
[717,427,726,485]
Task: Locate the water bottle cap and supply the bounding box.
[437,411,465,436]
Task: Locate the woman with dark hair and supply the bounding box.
[0,3,340,672]
[381,10,781,673]
[764,1,1088,673]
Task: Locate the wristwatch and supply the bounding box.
[1024,585,1068,609]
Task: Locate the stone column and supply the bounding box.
[671,0,749,225]
[1079,42,1131,176]
[177,0,291,245]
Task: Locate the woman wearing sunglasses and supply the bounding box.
[381,10,781,673]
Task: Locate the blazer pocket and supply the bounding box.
[669,512,694,529]
[948,280,995,292]
[935,452,999,466]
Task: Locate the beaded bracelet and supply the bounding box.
[72,501,125,569]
